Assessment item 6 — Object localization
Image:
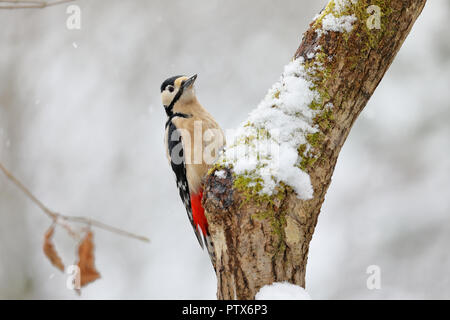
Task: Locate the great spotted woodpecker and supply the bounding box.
[161,74,225,265]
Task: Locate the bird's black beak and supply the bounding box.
[182,74,197,89]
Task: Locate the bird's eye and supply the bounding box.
[167,85,174,93]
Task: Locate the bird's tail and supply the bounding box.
[191,190,216,268]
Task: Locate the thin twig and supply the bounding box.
[0,161,150,242]
[0,161,56,219]
[59,215,150,242]
[0,0,75,9]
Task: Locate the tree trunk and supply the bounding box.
[203,0,426,300]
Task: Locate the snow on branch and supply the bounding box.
[220,58,321,200]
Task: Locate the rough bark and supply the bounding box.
[203,0,427,300]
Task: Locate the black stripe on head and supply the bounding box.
[160,75,184,92]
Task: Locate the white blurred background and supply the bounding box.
[0,0,448,299]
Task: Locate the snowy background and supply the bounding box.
[0,0,449,299]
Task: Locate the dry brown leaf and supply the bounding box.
[76,231,101,287]
[43,225,65,272]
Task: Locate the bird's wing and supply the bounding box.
[166,120,204,249]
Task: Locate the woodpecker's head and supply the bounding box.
[161,74,197,112]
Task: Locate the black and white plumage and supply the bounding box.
[165,117,204,247]
[161,74,225,266]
